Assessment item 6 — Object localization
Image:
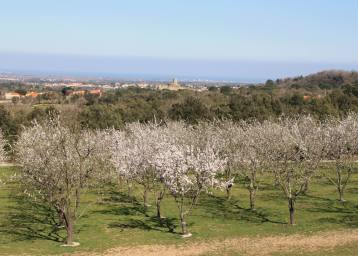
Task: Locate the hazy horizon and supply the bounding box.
[2,52,358,83]
[2,1,358,81]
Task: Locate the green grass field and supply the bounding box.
[0,166,357,255]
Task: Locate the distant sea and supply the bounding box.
[3,52,357,84]
[0,69,265,83]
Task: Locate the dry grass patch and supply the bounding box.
[72,229,358,256]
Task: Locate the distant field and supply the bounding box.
[0,166,357,255]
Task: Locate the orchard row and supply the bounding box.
[0,114,357,245]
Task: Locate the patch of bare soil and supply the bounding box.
[74,229,358,256]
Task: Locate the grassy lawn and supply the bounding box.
[0,166,357,255]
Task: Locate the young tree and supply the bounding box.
[16,118,106,245]
[215,121,243,200]
[110,123,165,213]
[108,128,135,196]
[237,122,271,210]
[323,114,358,202]
[155,124,227,237]
[266,117,325,225]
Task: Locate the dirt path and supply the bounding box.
[74,229,358,256]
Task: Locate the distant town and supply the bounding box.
[0,72,250,102]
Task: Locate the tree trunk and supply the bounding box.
[127,181,132,197]
[249,173,257,210]
[180,211,188,235]
[57,208,66,227]
[225,168,232,200]
[302,180,309,195]
[143,187,149,210]
[249,188,256,211]
[338,187,345,202]
[63,208,74,245]
[75,189,80,210]
[336,168,345,202]
[156,198,161,218]
[226,187,232,200]
[288,197,295,225]
[156,190,164,219]
[66,218,74,245]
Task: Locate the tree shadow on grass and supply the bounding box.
[303,194,358,228]
[0,192,65,243]
[104,189,138,204]
[94,189,180,234]
[197,194,286,224]
[347,187,358,194]
[108,216,179,234]
[95,190,147,216]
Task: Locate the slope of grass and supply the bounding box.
[0,166,357,255]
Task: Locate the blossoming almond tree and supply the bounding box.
[110,123,166,213]
[155,124,227,237]
[16,118,106,246]
[265,117,325,225]
[323,114,358,202]
[108,128,135,195]
[212,121,242,200]
[236,122,272,211]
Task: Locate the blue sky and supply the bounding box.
[1,0,358,81]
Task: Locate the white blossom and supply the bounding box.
[15,118,106,245]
